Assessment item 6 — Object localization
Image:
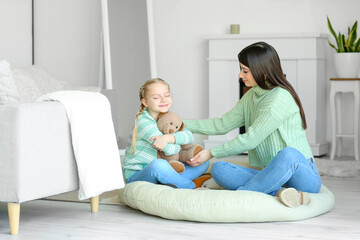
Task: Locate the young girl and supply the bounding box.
[184,42,321,207]
[123,78,209,189]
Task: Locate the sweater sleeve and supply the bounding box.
[137,117,181,156]
[172,129,193,145]
[210,110,281,158]
[210,92,296,158]
[183,99,245,135]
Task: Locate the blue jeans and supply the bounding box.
[127,159,210,189]
[211,147,321,196]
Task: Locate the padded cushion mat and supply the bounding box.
[119,181,335,222]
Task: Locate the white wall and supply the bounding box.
[13,0,358,155]
[31,0,151,148]
[34,0,101,87]
[151,0,360,156]
[108,0,151,147]
[0,0,32,67]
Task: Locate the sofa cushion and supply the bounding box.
[12,68,42,102]
[0,60,20,104]
[10,65,102,103]
[13,65,70,97]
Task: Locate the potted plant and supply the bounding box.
[327,16,360,78]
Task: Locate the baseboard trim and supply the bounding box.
[310,142,329,157]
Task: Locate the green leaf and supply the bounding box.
[354,38,360,52]
[351,21,358,34]
[347,28,356,47]
[338,33,345,52]
[348,21,358,47]
[328,40,338,51]
[327,16,339,48]
[353,21,358,44]
[343,34,353,52]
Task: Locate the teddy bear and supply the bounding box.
[156,111,203,173]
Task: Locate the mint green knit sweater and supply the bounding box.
[183,86,313,167]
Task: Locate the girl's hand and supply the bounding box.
[187,149,213,167]
[149,134,175,150]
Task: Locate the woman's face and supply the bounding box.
[239,63,258,87]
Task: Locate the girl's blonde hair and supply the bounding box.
[130,78,170,154]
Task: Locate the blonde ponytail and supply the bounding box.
[130,78,169,155]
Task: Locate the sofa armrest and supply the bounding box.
[0,102,78,203]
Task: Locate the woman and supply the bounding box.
[184,42,321,207]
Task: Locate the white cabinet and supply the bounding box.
[205,33,329,156]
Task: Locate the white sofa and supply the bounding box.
[0,61,119,234]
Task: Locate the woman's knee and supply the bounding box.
[279,147,301,155]
[211,161,228,177]
[276,147,305,162]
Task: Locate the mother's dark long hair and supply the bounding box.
[238,42,307,129]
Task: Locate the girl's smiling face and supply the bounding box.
[141,82,172,120]
[239,63,258,87]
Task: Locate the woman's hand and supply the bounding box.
[186,149,213,167]
[149,134,175,151]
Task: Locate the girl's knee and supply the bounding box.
[148,159,171,171]
[202,160,210,170]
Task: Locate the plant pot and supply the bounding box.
[334,52,360,78]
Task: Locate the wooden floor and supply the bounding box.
[0,176,359,240]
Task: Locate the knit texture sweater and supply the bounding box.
[123,109,193,180]
[183,86,313,168]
